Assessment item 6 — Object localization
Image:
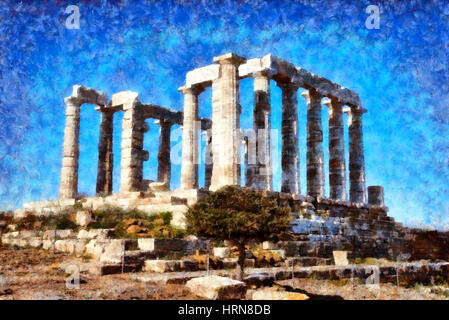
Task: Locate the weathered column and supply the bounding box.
[324,98,346,200]
[117,91,147,193]
[244,136,254,188]
[253,71,272,190]
[210,53,246,191]
[157,119,173,187]
[278,81,300,194]
[203,129,213,190]
[60,96,81,199]
[302,89,324,198]
[96,109,115,195]
[180,85,203,189]
[345,106,367,203]
[368,186,384,206]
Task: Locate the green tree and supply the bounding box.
[186,186,292,279]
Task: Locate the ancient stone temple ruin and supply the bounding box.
[7,53,449,265]
[58,53,381,206]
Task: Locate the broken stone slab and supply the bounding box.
[185,275,247,300]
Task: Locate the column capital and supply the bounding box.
[276,79,300,92]
[252,70,270,80]
[344,105,367,115]
[64,96,82,106]
[154,119,175,128]
[213,52,246,66]
[300,88,322,103]
[178,84,205,96]
[323,97,344,108]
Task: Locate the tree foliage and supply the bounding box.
[186,186,292,278]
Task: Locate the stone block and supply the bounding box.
[76,211,93,227]
[144,260,182,273]
[138,238,155,251]
[185,276,247,300]
[213,247,230,259]
[333,250,349,266]
[149,181,169,192]
[262,241,277,250]
[100,239,126,264]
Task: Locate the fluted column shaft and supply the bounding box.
[60,97,81,199]
[346,107,367,203]
[325,98,346,200]
[302,89,324,198]
[180,86,202,189]
[120,100,146,192]
[253,72,272,191]
[204,129,213,190]
[210,54,245,191]
[96,110,115,195]
[278,81,300,193]
[157,120,173,186]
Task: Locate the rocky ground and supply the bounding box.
[0,246,447,300]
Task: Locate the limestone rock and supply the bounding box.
[250,288,309,300]
[185,276,246,300]
[76,211,93,227]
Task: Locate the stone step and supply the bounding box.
[285,257,333,267]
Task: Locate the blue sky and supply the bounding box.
[0,0,448,229]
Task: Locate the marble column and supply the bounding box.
[278,81,300,194]
[302,89,324,198]
[96,109,115,196]
[60,96,81,199]
[119,97,147,193]
[157,119,173,187]
[324,98,346,200]
[203,129,213,190]
[180,85,203,189]
[244,136,254,188]
[345,106,367,203]
[210,53,246,191]
[253,71,272,191]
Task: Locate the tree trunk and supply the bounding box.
[237,242,246,281]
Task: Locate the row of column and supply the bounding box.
[60,99,175,198]
[179,60,367,203]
